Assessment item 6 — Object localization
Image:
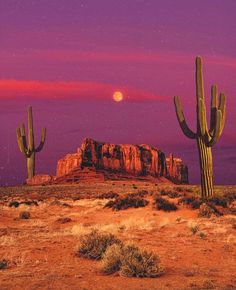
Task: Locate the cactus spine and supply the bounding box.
[16,106,46,180]
[174,56,226,198]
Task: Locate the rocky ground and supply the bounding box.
[0,181,235,290]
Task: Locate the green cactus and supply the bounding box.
[16,106,46,180]
[174,56,226,198]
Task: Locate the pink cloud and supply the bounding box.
[0,79,166,101]
[1,49,236,69]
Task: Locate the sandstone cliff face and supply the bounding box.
[56,138,188,184]
[166,154,188,184]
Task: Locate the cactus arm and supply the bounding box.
[210,85,218,134]
[174,96,196,139]
[16,128,25,153]
[35,127,46,152]
[20,123,28,149]
[218,93,226,135]
[28,106,34,150]
[206,110,222,147]
[16,128,31,157]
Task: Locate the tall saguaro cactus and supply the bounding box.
[16,106,46,180]
[174,56,226,198]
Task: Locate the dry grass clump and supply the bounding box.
[104,196,148,211]
[120,244,164,278]
[101,243,164,278]
[76,230,122,260]
[154,197,177,211]
[98,191,119,199]
[100,243,123,274]
[19,211,30,219]
[77,230,164,278]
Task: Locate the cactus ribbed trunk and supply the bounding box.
[197,138,213,198]
[174,56,226,199]
[16,106,46,181]
[27,152,35,179]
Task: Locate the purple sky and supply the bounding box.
[0,0,236,185]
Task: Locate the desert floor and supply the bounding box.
[0,181,235,290]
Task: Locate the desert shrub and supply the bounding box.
[98,191,119,199]
[178,196,202,209]
[191,199,203,209]
[101,243,164,278]
[101,243,123,274]
[77,230,122,260]
[0,259,8,270]
[72,196,80,201]
[9,201,20,208]
[154,197,177,211]
[174,186,194,193]
[50,200,72,207]
[198,203,222,218]
[174,187,185,193]
[229,207,236,215]
[56,217,72,224]
[223,192,236,204]
[186,187,194,193]
[19,211,30,219]
[160,189,180,198]
[22,200,38,206]
[104,197,148,211]
[61,202,72,208]
[199,232,207,239]
[208,196,228,208]
[232,224,236,230]
[202,280,215,289]
[190,225,199,235]
[128,190,149,198]
[120,244,164,278]
[9,200,38,207]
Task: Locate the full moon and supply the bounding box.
[113,91,123,102]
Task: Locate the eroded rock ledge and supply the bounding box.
[55,138,188,184]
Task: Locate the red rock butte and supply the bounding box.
[32,138,188,184]
[28,138,189,185]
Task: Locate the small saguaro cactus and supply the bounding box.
[16,106,46,180]
[174,56,226,198]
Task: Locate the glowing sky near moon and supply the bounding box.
[0,0,236,185]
